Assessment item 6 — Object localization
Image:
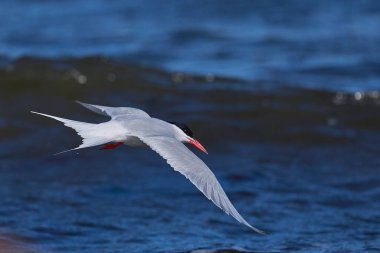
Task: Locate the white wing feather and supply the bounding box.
[137,135,264,234]
[76,101,150,119]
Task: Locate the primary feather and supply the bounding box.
[136,135,265,234]
[76,101,150,119]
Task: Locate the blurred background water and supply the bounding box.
[1,0,380,91]
[0,0,379,252]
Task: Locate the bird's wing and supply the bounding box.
[76,101,150,119]
[135,134,264,233]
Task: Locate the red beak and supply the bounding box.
[188,137,208,154]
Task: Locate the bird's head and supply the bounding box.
[169,121,208,154]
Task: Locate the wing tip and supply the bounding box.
[240,218,266,234]
[75,100,110,117]
[75,100,85,106]
[76,100,91,108]
[249,225,266,235]
[238,217,265,234]
[76,100,96,108]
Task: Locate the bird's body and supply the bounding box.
[31,101,264,234]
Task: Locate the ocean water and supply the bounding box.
[1,0,380,91]
[0,1,380,253]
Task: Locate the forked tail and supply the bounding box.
[31,111,113,154]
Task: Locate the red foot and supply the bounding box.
[101,142,124,150]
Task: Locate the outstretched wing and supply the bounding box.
[136,135,264,234]
[77,101,150,119]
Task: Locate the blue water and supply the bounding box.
[0,1,380,253]
[0,0,379,91]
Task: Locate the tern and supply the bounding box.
[31,101,264,234]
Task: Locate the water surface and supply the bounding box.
[0,0,380,252]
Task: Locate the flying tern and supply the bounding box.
[31,101,264,234]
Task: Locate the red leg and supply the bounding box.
[101,142,124,150]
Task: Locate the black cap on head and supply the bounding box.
[168,121,193,137]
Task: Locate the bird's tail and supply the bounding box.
[31,111,112,154]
